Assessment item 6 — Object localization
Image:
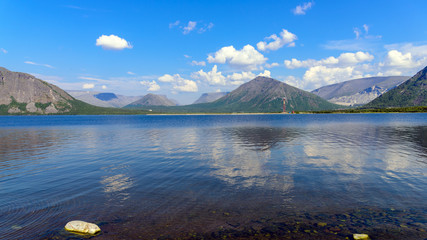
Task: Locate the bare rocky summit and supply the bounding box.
[0,67,74,114]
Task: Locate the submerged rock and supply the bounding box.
[353,233,370,240]
[65,220,101,235]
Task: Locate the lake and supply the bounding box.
[0,114,426,239]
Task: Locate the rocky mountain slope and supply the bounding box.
[68,90,141,108]
[364,66,427,108]
[193,92,229,104]
[311,76,408,106]
[0,67,74,114]
[208,76,340,112]
[126,93,177,107]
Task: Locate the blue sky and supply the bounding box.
[1,0,427,104]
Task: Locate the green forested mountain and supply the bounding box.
[364,66,427,108]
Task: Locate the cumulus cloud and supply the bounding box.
[283,51,375,90]
[174,79,198,92]
[303,66,363,90]
[127,71,135,75]
[265,62,280,68]
[257,29,297,51]
[382,50,420,68]
[225,70,271,85]
[191,60,206,66]
[158,73,198,92]
[377,44,427,75]
[293,2,313,15]
[258,70,271,77]
[140,80,160,91]
[192,65,226,85]
[183,21,197,34]
[83,83,95,89]
[207,44,267,70]
[0,48,7,54]
[96,34,132,50]
[24,61,54,68]
[284,51,374,69]
[158,74,176,83]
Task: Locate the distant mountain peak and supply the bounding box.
[126,93,177,107]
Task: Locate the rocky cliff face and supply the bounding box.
[311,76,408,106]
[0,67,74,114]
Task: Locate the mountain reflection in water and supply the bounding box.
[0,114,425,239]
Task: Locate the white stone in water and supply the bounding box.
[353,233,370,240]
[65,220,101,235]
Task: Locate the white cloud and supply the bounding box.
[198,22,214,33]
[78,76,110,83]
[140,80,160,91]
[183,21,197,34]
[363,24,369,33]
[0,48,7,54]
[102,85,107,89]
[207,45,267,70]
[174,79,198,92]
[83,83,95,89]
[127,71,135,75]
[169,20,180,29]
[192,65,226,85]
[96,34,132,50]
[284,51,374,69]
[293,2,313,15]
[158,73,198,92]
[383,50,419,68]
[281,75,304,89]
[258,70,271,77]
[257,29,297,51]
[184,54,191,58]
[24,61,54,68]
[303,66,365,90]
[227,71,256,85]
[265,62,280,68]
[354,27,361,39]
[191,60,206,66]
[158,74,176,83]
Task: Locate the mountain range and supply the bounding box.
[2,65,426,115]
[125,76,341,113]
[68,90,142,108]
[311,76,408,106]
[0,67,146,115]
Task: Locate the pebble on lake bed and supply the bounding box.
[64,220,101,235]
[353,233,370,240]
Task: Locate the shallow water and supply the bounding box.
[0,114,426,239]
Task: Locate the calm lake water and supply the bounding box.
[0,114,426,239]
